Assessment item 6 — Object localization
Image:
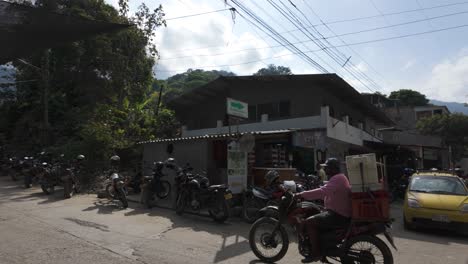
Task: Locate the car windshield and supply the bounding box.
[410,176,468,196]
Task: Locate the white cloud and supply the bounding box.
[402,60,415,70]
[355,62,368,72]
[423,52,468,102]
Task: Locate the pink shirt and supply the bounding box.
[300,173,352,217]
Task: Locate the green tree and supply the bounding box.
[417,113,468,161]
[162,69,235,102]
[389,89,429,106]
[0,0,177,170]
[253,64,292,76]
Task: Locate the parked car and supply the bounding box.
[403,171,468,235]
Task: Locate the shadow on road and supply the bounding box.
[64,217,110,232]
[82,200,123,214]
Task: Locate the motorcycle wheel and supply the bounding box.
[63,179,73,199]
[41,184,55,195]
[156,180,171,199]
[175,191,186,215]
[24,174,32,188]
[243,195,264,224]
[118,190,128,209]
[209,197,229,223]
[341,235,393,264]
[10,171,18,181]
[106,183,116,199]
[249,217,289,263]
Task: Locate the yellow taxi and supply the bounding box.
[403,171,468,234]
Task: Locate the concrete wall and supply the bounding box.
[381,131,443,148]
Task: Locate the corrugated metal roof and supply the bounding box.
[137,130,292,145]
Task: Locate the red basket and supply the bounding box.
[351,191,390,221]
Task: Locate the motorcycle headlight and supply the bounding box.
[461,204,468,214]
[407,199,421,209]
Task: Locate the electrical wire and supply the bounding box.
[165,8,234,21]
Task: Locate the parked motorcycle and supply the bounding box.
[168,159,232,223]
[296,172,322,191]
[108,172,129,208]
[38,161,79,199]
[243,186,282,223]
[141,161,171,208]
[249,191,396,263]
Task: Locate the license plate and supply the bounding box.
[432,214,450,223]
[224,193,233,200]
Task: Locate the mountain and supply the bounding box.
[430,100,468,115]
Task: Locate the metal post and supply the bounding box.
[155,84,163,116]
[40,50,50,146]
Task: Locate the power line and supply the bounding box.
[160,0,468,54]
[156,22,468,73]
[158,9,468,61]
[165,8,234,21]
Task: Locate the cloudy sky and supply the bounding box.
[106,0,468,103]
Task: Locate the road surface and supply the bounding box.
[0,176,467,264]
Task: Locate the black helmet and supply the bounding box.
[321,158,341,171]
[76,154,85,160]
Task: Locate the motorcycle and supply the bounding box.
[141,162,172,208]
[108,172,128,208]
[249,191,396,263]
[169,159,232,223]
[296,172,322,191]
[38,161,79,199]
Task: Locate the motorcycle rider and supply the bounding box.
[295,158,352,263]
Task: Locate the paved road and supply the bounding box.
[0,176,467,264]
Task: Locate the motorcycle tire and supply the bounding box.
[243,196,264,224]
[175,191,186,215]
[41,184,55,195]
[106,183,116,199]
[141,188,154,209]
[209,197,229,223]
[24,174,32,188]
[10,171,18,181]
[341,235,393,264]
[118,190,128,209]
[249,217,289,263]
[156,180,171,199]
[63,179,73,199]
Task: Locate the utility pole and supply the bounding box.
[40,50,50,146]
[155,83,163,116]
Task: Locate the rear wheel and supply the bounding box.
[403,214,414,231]
[106,183,115,199]
[341,235,393,264]
[156,180,171,199]
[10,171,18,181]
[175,191,187,215]
[243,195,264,223]
[249,217,289,263]
[209,196,229,223]
[117,189,128,208]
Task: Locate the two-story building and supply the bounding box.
[362,93,450,170]
[139,74,394,187]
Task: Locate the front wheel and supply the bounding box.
[341,235,394,264]
[156,180,171,199]
[106,183,115,199]
[41,183,55,195]
[249,217,289,263]
[117,189,128,209]
[209,196,229,223]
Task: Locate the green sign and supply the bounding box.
[227,98,248,119]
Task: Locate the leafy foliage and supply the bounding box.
[417,113,468,161]
[253,64,292,76]
[0,0,177,171]
[389,89,429,106]
[161,69,236,102]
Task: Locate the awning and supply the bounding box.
[0,1,131,64]
[137,130,292,145]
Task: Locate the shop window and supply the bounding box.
[257,100,291,120]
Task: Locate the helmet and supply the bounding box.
[265,170,280,185]
[76,154,85,160]
[110,155,120,167]
[165,158,176,169]
[199,176,210,188]
[321,158,341,172]
[154,161,164,171]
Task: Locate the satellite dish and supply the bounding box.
[239,134,255,152]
